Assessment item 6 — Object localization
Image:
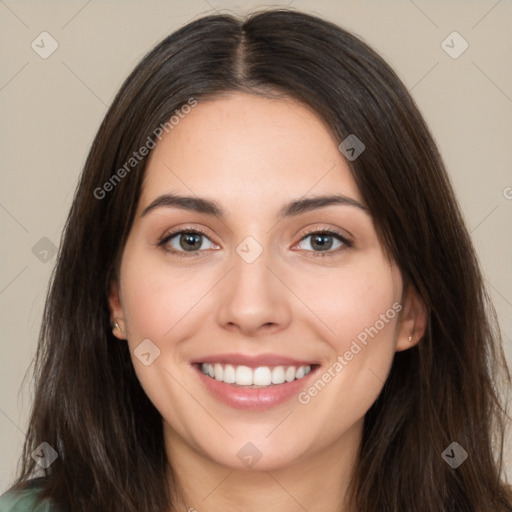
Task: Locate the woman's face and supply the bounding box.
[110,92,423,471]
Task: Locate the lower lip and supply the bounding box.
[193,365,319,411]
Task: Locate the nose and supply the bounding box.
[215,247,292,338]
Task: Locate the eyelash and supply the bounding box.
[157,227,353,258]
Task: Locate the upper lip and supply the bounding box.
[191,353,319,368]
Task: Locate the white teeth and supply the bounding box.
[214,363,223,381]
[223,364,236,384]
[271,366,286,384]
[253,367,272,386]
[200,363,313,386]
[285,366,296,382]
[235,365,253,385]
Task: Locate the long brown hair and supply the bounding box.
[6,9,512,512]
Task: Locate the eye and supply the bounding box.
[158,228,217,256]
[295,230,352,256]
[158,227,352,258]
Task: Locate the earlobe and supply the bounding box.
[111,319,127,339]
[395,285,428,352]
[108,280,127,340]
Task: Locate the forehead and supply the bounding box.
[140,92,364,211]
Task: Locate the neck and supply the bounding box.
[164,419,362,512]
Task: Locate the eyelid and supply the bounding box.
[298,225,352,242]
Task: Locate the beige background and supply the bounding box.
[1,0,511,492]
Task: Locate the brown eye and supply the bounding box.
[177,232,203,251]
[295,230,352,257]
[159,229,217,255]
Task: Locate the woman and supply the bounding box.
[1,8,511,512]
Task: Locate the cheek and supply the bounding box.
[117,249,202,426]
[293,257,401,417]
[294,256,400,352]
[119,246,208,342]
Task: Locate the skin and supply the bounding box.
[109,92,427,512]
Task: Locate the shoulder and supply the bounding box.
[0,479,57,512]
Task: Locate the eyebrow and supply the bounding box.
[141,193,368,219]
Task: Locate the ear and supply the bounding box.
[395,284,428,352]
[108,280,127,340]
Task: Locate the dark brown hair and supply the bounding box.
[6,8,512,512]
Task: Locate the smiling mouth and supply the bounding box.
[197,363,319,388]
